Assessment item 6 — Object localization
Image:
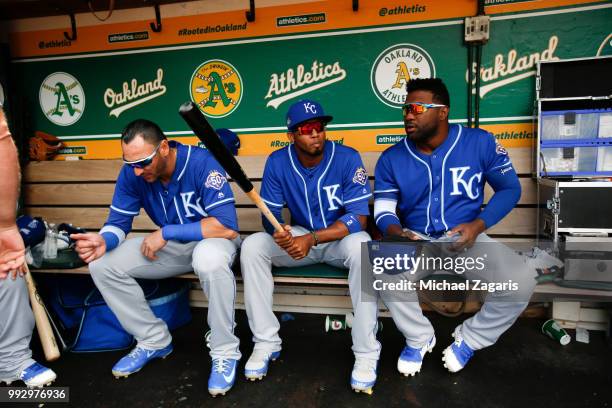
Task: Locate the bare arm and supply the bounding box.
[0,108,26,277]
[0,109,20,228]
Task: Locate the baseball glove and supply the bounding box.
[29,131,64,161]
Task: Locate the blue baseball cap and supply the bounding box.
[286,99,333,131]
[215,128,240,156]
[17,215,45,248]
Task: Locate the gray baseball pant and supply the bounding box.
[0,277,36,380]
[380,233,538,350]
[89,236,241,360]
[240,226,381,360]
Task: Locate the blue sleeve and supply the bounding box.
[341,151,372,216]
[100,166,141,250]
[260,156,285,235]
[200,156,238,231]
[373,152,402,233]
[479,135,521,228]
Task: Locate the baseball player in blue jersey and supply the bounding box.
[0,107,57,388]
[374,78,539,375]
[71,120,241,396]
[240,100,380,393]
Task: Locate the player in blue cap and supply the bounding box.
[240,99,380,393]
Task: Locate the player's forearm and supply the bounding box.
[384,224,405,237]
[479,185,521,228]
[162,217,237,241]
[0,112,20,229]
[201,216,238,239]
[314,215,367,244]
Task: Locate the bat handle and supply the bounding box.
[245,190,285,233]
[23,264,60,362]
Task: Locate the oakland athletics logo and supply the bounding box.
[371,44,436,108]
[190,60,243,118]
[39,72,85,126]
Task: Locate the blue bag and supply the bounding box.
[42,275,192,352]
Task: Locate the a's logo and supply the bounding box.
[449,166,482,200]
[467,35,559,98]
[265,60,347,109]
[322,184,342,211]
[205,170,227,190]
[596,33,612,57]
[353,167,368,186]
[104,68,167,118]
[190,60,242,118]
[39,72,85,126]
[371,44,436,108]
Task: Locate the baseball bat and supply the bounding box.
[178,102,284,233]
[24,264,60,361]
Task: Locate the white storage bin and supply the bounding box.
[596,146,612,171]
[598,112,612,138]
[540,146,597,173]
[541,112,599,140]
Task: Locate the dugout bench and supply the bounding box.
[23,147,609,318]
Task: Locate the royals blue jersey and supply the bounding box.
[374,125,521,237]
[260,140,371,233]
[100,141,238,245]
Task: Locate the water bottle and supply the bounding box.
[43,226,58,259]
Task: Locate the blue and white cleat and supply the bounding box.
[208,358,238,397]
[442,326,475,373]
[111,344,173,378]
[350,358,377,395]
[397,335,436,376]
[244,349,281,381]
[0,362,57,388]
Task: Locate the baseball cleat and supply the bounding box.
[111,344,173,378]
[442,326,474,373]
[1,362,57,388]
[350,357,377,395]
[0,362,57,388]
[208,358,238,396]
[244,349,281,381]
[397,335,436,376]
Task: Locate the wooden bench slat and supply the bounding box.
[25,176,536,206]
[24,160,124,182]
[23,207,287,233]
[25,206,535,235]
[25,183,117,206]
[23,147,533,183]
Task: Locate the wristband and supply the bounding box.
[101,231,120,252]
[339,213,362,234]
[162,222,203,242]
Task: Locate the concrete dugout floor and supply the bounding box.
[8,309,612,408]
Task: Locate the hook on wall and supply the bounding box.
[246,0,255,22]
[352,0,358,12]
[64,13,77,41]
[150,3,162,32]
